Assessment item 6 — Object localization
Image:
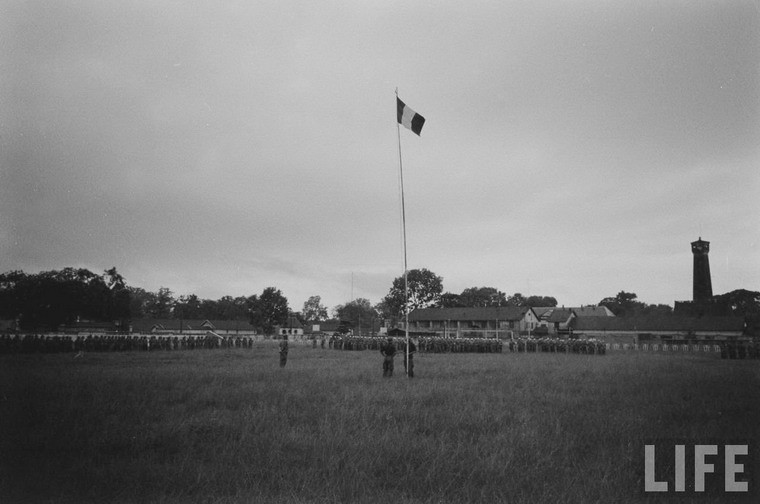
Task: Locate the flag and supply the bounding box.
[397,97,425,136]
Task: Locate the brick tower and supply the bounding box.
[691,237,713,303]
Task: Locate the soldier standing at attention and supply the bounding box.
[403,337,417,378]
[279,335,289,367]
[380,337,397,377]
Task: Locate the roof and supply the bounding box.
[571,306,615,317]
[313,320,340,331]
[387,328,437,337]
[130,318,254,332]
[571,316,744,333]
[546,309,574,323]
[409,306,534,322]
[532,307,554,317]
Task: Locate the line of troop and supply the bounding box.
[0,333,255,354]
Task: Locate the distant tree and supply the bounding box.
[712,289,760,317]
[146,287,175,318]
[333,298,378,335]
[215,295,248,320]
[373,299,394,321]
[459,287,507,307]
[524,295,558,307]
[439,292,464,308]
[0,267,120,330]
[0,270,27,320]
[104,267,130,330]
[175,294,203,319]
[598,291,644,317]
[637,303,674,317]
[127,287,153,319]
[103,267,126,290]
[382,268,443,320]
[302,295,328,322]
[249,287,289,335]
[506,292,526,307]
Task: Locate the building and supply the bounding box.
[130,318,256,335]
[534,306,615,335]
[406,306,540,337]
[571,315,745,344]
[274,314,303,338]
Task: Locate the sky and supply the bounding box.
[2,0,759,314]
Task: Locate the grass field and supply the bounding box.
[1,342,758,503]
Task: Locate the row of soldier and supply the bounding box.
[507,338,607,355]
[720,340,760,360]
[0,333,257,354]
[330,335,608,355]
[331,335,503,353]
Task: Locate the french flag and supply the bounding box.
[396,97,425,136]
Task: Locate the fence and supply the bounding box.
[606,342,760,359]
[606,343,722,353]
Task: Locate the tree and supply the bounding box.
[175,294,203,319]
[382,268,443,320]
[524,295,558,307]
[506,292,526,307]
[439,292,464,308]
[127,287,153,319]
[104,267,130,330]
[302,295,328,322]
[0,267,119,330]
[146,287,175,318]
[598,291,644,317]
[458,287,507,307]
[713,289,760,317]
[249,287,289,335]
[333,298,378,335]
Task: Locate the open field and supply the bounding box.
[1,342,759,503]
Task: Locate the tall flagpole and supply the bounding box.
[395,88,410,377]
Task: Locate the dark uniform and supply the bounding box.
[403,339,417,378]
[380,338,396,377]
[279,336,289,367]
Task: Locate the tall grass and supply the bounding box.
[1,342,758,503]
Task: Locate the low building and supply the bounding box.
[407,306,540,337]
[130,318,256,335]
[274,314,303,338]
[534,306,614,335]
[570,315,745,343]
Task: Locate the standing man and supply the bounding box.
[380,337,397,377]
[279,335,289,368]
[403,337,417,378]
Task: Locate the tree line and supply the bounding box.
[2,266,757,334]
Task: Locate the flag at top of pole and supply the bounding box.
[397,97,425,136]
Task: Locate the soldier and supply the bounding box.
[403,337,417,378]
[380,337,397,377]
[279,335,289,367]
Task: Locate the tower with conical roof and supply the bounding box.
[691,237,712,303]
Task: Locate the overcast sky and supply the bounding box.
[2,0,758,313]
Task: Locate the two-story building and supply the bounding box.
[406,306,540,338]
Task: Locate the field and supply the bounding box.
[1,341,759,503]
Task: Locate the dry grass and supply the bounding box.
[1,342,758,503]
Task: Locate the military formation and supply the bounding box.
[0,333,256,354]
[329,335,607,355]
[720,340,760,360]
[3,332,755,359]
[506,337,607,355]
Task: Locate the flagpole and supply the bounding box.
[395,88,410,377]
